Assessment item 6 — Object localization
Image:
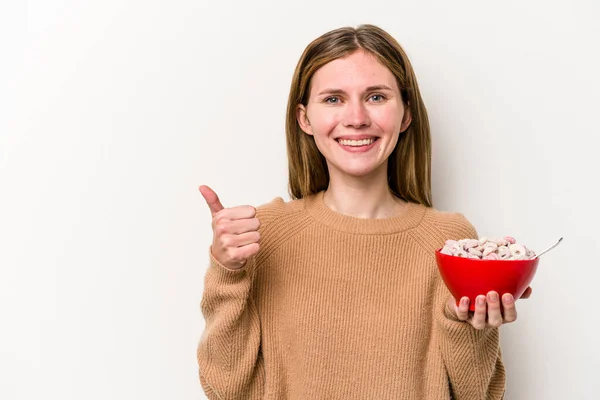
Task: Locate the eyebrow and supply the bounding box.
[317,85,394,96]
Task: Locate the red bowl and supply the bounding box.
[435,249,539,311]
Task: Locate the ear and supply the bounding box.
[399,105,412,133]
[296,104,313,135]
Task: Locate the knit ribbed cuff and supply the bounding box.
[444,295,463,323]
[208,247,249,282]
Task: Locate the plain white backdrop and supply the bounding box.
[1,0,599,399]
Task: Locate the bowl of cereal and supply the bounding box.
[435,237,539,311]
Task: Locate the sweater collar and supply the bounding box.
[303,191,427,235]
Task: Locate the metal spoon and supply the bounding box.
[533,237,563,259]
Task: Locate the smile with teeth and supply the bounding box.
[337,138,377,146]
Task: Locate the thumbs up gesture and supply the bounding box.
[199,185,261,270]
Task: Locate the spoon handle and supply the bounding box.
[534,237,563,259]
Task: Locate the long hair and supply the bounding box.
[285,24,432,207]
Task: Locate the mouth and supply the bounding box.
[335,137,379,147]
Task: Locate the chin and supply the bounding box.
[332,163,384,178]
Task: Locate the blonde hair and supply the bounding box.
[285,24,432,207]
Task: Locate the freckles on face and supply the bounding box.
[306,51,405,137]
[299,50,408,177]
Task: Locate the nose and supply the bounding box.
[342,100,371,128]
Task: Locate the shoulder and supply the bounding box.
[254,195,313,250]
[404,205,478,253]
[406,206,478,253]
[255,195,306,224]
[422,207,478,240]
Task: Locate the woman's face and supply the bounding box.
[297,50,412,180]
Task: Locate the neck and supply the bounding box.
[323,168,405,219]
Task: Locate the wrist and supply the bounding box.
[444,296,461,321]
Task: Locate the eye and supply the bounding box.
[369,94,386,102]
[324,96,340,104]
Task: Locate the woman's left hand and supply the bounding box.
[448,286,533,330]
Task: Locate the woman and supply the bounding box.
[197,24,531,399]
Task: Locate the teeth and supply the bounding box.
[338,138,375,146]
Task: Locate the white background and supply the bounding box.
[1,0,599,399]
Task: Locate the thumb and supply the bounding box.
[199,185,225,216]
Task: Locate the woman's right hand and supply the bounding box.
[199,185,261,270]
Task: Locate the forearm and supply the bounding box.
[197,251,264,400]
[436,298,506,400]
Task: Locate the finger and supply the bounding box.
[220,231,261,249]
[215,205,256,222]
[486,291,503,327]
[227,243,260,264]
[520,286,533,299]
[502,293,517,323]
[199,185,225,217]
[215,218,261,236]
[455,297,470,321]
[472,295,487,329]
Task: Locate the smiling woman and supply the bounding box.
[286,27,433,211]
[197,24,511,399]
[296,51,411,180]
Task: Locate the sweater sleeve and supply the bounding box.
[435,291,506,399]
[197,252,265,400]
[435,213,506,399]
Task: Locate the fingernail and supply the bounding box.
[477,296,485,306]
[488,292,498,302]
[461,297,469,306]
[503,294,514,304]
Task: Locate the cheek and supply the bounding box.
[308,109,341,136]
[372,107,403,133]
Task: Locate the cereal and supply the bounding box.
[468,247,483,257]
[497,246,512,260]
[440,236,536,260]
[463,239,479,250]
[482,247,495,257]
[484,242,498,250]
[494,237,509,247]
[483,252,499,260]
[509,243,527,258]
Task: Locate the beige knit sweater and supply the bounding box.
[197,191,505,399]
